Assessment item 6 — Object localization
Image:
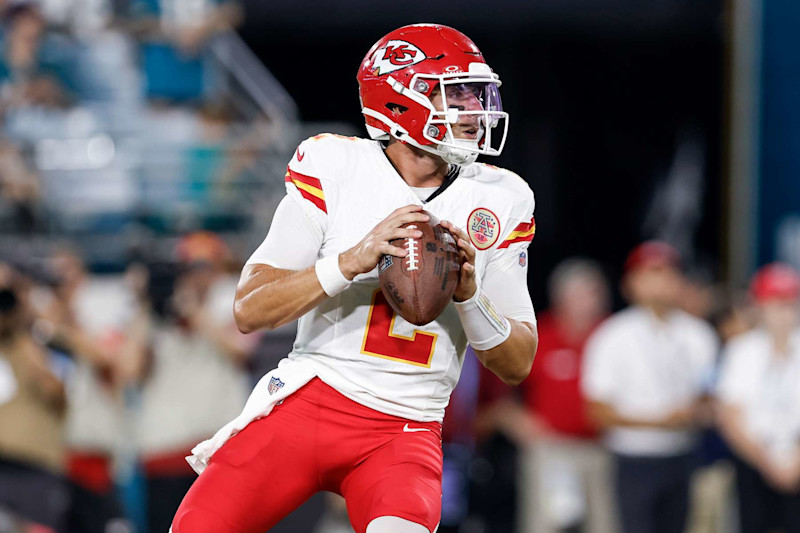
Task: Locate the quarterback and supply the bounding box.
[172,24,538,533]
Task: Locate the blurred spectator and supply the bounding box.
[582,241,718,533]
[39,249,132,533]
[183,100,237,204]
[0,2,70,111]
[680,266,717,320]
[0,263,69,531]
[685,290,756,533]
[0,138,40,233]
[127,0,242,102]
[711,291,757,344]
[119,231,253,533]
[515,259,616,533]
[716,263,800,533]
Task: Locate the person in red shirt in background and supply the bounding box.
[478,258,615,533]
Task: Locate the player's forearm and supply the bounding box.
[473,320,537,386]
[234,264,329,333]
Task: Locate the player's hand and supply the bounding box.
[440,220,477,302]
[339,205,429,281]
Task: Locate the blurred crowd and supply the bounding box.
[0,231,268,532]
[0,0,286,247]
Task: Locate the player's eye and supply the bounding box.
[445,83,486,102]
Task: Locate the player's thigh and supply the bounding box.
[172,413,319,532]
[342,434,443,533]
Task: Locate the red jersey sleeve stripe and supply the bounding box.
[498,232,535,248]
[287,168,323,191]
[298,190,327,213]
[498,217,535,249]
[284,169,327,213]
[511,220,535,233]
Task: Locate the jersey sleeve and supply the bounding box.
[480,186,537,325]
[245,136,338,269]
[283,136,337,231]
[245,195,322,269]
[496,186,536,252]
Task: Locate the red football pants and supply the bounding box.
[172,378,443,533]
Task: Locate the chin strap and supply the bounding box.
[435,139,480,166]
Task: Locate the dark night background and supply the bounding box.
[240,0,725,307]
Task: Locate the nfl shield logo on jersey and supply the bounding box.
[519,251,527,267]
[268,376,285,395]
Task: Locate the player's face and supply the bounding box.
[430,83,485,140]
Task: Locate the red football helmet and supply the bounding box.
[357,24,508,166]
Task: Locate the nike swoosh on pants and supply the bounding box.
[403,423,431,433]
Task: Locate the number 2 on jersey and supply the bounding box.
[361,290,437,367]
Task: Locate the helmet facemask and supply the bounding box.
[365,62,509,166]
[420,72,508,165]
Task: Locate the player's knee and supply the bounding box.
[366,516,432,533]
[172,508,232,533]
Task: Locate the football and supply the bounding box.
[378,212,461,326]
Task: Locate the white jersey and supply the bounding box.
[247,133,536,422]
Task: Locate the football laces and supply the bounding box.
[405,225,419,271]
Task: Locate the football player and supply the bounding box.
[172,23,538,533]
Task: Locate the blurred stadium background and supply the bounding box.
[0,0,798,531]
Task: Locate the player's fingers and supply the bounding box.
[458,246,472,266]
[442,220,469,242]
[462,262,476,278]
[381,243,408,257]
[458,237,476,263]
[387,204,424,219]
[375,212,426,233]
[372,207,426,233]
[387,211,430,228]
[384,227,423,241]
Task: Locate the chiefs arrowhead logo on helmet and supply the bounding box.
[371,40,426,75]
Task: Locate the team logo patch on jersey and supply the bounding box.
[268,376,285,395]
[371,40,426,75]
[519,251,527,267]
[467,208,501,250]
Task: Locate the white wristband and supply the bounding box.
[315,254,351,297]
[454,288,512,351]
